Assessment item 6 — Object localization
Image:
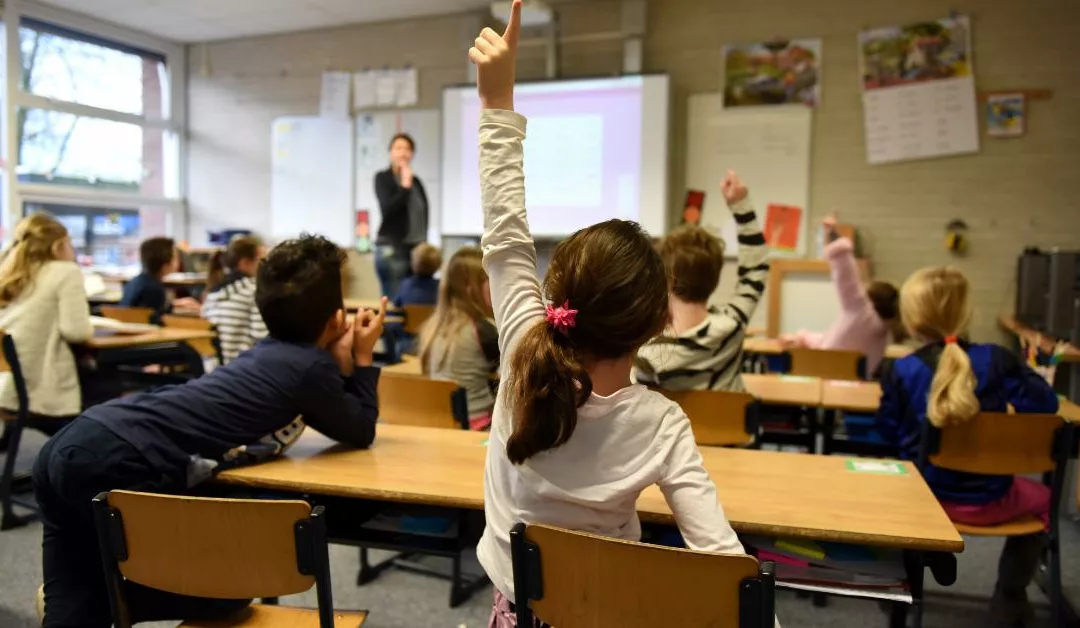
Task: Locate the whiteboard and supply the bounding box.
[685,96,812,256]
[270,116,354,247]
[354,109,442,244]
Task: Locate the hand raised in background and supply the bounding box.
[468,0,522,111]
[719,170,748,206]
[354,297,388,367]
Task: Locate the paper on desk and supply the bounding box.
[90,316,158,334]
[779,581,912,603]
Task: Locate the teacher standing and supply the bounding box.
[374,132,429,299]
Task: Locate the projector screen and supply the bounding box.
[441,75,669,238]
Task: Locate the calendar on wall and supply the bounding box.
[858,15,979,165]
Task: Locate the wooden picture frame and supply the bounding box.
[766,257,871,338]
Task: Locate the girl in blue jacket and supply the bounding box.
[877,266,1058,625]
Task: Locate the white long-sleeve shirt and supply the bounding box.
[0,261,92,416]
[474,109,746,603]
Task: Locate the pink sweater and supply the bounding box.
[795,238,888,376]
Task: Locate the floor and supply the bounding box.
[2,430,1078,628]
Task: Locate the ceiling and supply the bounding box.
[36,0,498,43]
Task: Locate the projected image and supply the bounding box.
[442,76,668,237]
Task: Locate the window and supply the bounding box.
[4,7,185,255]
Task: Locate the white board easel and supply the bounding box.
[685,96,812,257]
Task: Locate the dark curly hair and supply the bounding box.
[255,234,346,343]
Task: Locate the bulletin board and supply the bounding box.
[685,95,812,257]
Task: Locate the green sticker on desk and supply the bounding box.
[845,459,907,475]
[481,439,489,447]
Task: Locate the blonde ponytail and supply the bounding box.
[900,266,979,427]
[927,342,979,427]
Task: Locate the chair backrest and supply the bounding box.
[402,304,435,336]
[512,523,774,628]
[658,389,759,446]
[919,412,1066,476]
[96,491,319,599]
[100,306,154,325]
[786,348,866,381]
[161,315,219,360]
[378,373,466,429]
[0,332,28,421]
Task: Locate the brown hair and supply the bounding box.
[208,235,264,291]
[389,133,415,152]
[658,225,726,303]
[411,243,442,277]
[419,247,490,373]
[0,213,71,304]
[900,267,978,428]
[140,237,176,276]
[868,280,899,321]
[505,220,669,464]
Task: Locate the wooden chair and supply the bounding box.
[100,306,155,325]
[92,490,367,628]
[0,332,34,530]
[377,373,468,430]
[401,304,435,336]
[510,522,775,627]
[658,389,760,447]
[784,348,866,381]
[161,315,223,364]
[918,413,1071,626]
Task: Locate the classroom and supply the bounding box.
[0,0,1078,627]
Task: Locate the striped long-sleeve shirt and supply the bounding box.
[201,272,267,363]
[634,198,769,392]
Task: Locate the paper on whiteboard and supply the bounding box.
[685,97,812,256]
[396,67,418,107]
[320,71,351,118]
[375,69,397,107]
[353,70,377,110]
[356,114,383,170]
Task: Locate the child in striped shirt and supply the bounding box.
[202,235,268,363]
[634,176,769,392]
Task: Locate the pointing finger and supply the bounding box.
[503,0,522,48]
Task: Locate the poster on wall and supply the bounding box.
[722,39,821,108]
[986,93,1026,137]
[858,15,979,164]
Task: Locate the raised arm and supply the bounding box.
[823,236,869,315]
[718,172,769,327]
[470,2,545,355]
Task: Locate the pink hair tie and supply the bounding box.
[545,301,578,335]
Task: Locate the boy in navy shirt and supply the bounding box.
[34,234,385,628]
[393,242,441,308]
[120,237,201,324]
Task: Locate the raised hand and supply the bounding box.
[354,297,389,367]
[822,212,838,229]
[400,162,414,189]
[720,170,748,206]
[468,0,522,111]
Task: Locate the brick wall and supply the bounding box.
[187,0,1080,341]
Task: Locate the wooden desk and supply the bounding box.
[383,355,423,377]
[742,337,912,360]
[162,273,207,288]
[1060,399,1080,423]
[743,374,821,406]
[217,424,963,553]
[999,315,1080,364]
[821,380,882,413]
[82,327,216,350]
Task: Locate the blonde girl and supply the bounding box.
[875,266,1058,622]
[419,246,498,430]
[0,214,93,421]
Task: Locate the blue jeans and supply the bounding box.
[374,243,416,299]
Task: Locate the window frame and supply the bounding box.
[2,0,187,240]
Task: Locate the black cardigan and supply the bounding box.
[374,167,428,245]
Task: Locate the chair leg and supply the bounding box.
[1048,531,1062,628]
[0,419,28,531]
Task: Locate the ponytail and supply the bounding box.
[206,250,227,292]
[505,320,593,464]
[927,342,979,427]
